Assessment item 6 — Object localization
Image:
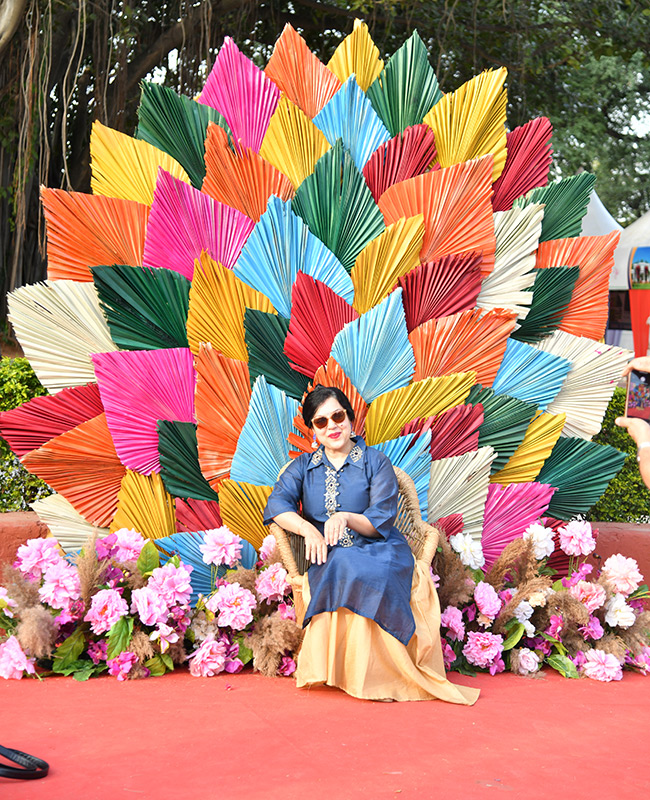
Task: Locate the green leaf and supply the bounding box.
[73,667,95,682]
[160,652,174,671]
[547,654,579,679]
[166,554,181,568]
[145,654,168,677]
[238,642,254,666]
[502,622,526,651]
[106,616,134,660]
[52,629,86,672]
[137,540,160,577]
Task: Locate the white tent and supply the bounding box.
[612,208,650,290]
[580,191,625,288]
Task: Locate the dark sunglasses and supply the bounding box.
[312,409,347,429]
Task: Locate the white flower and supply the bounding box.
[523,522,555,560]
[517,648,541,675]
[605,593,636,629]
[449,533,485,570]
[514,600,535,636]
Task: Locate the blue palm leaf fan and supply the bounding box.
[312,75,391,171]
[374,431,432,516]
[492,338,572,410]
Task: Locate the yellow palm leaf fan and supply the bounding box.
[490,411,566,484]
[218,479,273,550]
[365,372,476,445]
[327,19,384,92]
[259,96,331,191]
[109,469,176,538]
[90,121,190,205]
[30,493,109,555]
[351,215,425,314]
[423,67,508,182]
[195,343,252,490]
[186,252,276,360]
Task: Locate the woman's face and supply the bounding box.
[311,396,353,453]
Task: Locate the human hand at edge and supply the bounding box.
[622,357,650,378]
[615,415,650,447]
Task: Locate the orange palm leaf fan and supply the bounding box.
[409,308,517,384]
[195,343,251,491]
[42,189,149,282]
[265,23,341,118]
[313,357,369,437]
[401,402,484,461]
[491,117,553,212]
[378,155,496,275]
[202,123,294,222]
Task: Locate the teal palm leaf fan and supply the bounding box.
[514,173,596,242]
[157,420,220,502]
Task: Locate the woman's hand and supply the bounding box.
[323,512,350,546]
[300,521,328,565]
[615,415,650,446]
[622,357,650,377]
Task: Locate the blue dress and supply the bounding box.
[263,437,416,645]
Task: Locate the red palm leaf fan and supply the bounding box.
[401,403,484,461]
[175,498,223,533]
[491,117,553,212]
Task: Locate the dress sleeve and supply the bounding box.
[361,451,398,540]
[263,457,305,525]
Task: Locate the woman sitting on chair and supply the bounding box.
[264,385,479,704]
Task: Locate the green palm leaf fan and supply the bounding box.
[511,266,580,344]
[157,420,220,502]
[513,173,596,242]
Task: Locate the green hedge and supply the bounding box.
[0,357,53,512]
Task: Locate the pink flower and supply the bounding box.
[442,641,457,669]
[429,569,441,589]
[87,640,108,664]
[278,602,296,621]
[499,588,516,605]
[131,586,168,626]
[546,615,563,639]
[463,631,504,669]
[582,649,623,682]
[189,636,227,677]
[278,656,296,676]
[84,588,129,634]
[601,554,644,597]
[572,651,587,669]
[489,657,505,676]
[113,528,146,562]
[562,562,594,588]
[107,651,138,681]
[259,534,278,563]
[207,582,257,630]
[255,562,291,604]
[0,587,17,619]
[199,527,243,567]
[440,606,465,641]
[628,646,650,674]
[224,658,244,674]
[0,636,36,680]
[558,520,596,557]
[38,560,81,610]
[150,623,179,653]
[474,582,501,620]
[148,562,193,606]
[580,615,604,641]
[54,599,84,627]
[568,581,607,613]
[15,538,62,580]
[517,648,541,675]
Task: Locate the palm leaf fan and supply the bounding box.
[288,406,314,458]
[312,358,368,436]
[230,376,299,487]
[218,479,273,550]
[465,385,538,472]
[535,231,619,340]
[186,252,276,360]
[175,497,223,532]
[91,348,196,475]
[330,289,414,404]
[366,30,443,137]
[30,494,109,555]
[480,482,556,568]
[514,173,596,242]
[244,309,311,399]
[265,24,341,119]
[284,273,359,378]
[90,121,190,205]
[7,280,117,393]
[327,19,384,92]
[378,156,496,274]
[194,344,251,491]
[92,264,191,350]
[492,338,572,410]
[491,117,553,212]
[136,82,231,188]
[365,372,476,445]
[490,411,566,484]
[476,204,543,318]
[233,195,354,317]
[423,67,508,182]
[398,252,483,332]
[109,470,176,538]
[41,189,149,282]
[362,124,438,203]
[533,330,631,439]
[402,403,484,461]
[374,432,432,515]
[142,170,255,279]
[198,36,280,152]
[259,96,331,190]
[351,215,425,314]
[291,141,386,274]
[21,414,125,527]
[409,309,517,385]
[313,76,390,171]
[157,420,220,502]
[202,123,294,222]
[510,266,579,344]
[427,447,496,540]
[0,383,102,457]
[535,438,627,519]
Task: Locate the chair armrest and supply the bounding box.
[268,522,301,579]
[414,520,440,565]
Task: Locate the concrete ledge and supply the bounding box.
[0,512,49,569]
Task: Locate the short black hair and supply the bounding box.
[302,386,355,429]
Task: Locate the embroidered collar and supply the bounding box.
[308,437,366,470]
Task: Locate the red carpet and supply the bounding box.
[2,667,649,799]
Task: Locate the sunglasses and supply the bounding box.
[312,409,348,429]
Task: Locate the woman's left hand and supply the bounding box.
[324,512,350,546]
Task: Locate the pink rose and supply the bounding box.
[199,527,243,567]
[568,580,607,613]
[558,520,596,557]
[0,636,36,680]
[601,554,644,597]
[189,636,227,677]
[259,534,278,563]
[462,631,504,669]
[474,581,502,620]
[517,648,541,675]
[582,649,623,682]
[255,562,291,604]
[207,582,257,630]
[15,538,62,581]
[440,606,465,641]
[84,588,129,635]
[131,586,169,626]
[38,560,81,610]
[107,651,138,681]
[113,528,146,562]
[148,562,193,606]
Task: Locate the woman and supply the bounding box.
[264,385,479,704]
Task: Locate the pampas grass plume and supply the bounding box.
[17,605,57,658]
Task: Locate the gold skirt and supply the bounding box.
[290,560,479,705]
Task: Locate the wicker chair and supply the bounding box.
[269,466,440,625]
